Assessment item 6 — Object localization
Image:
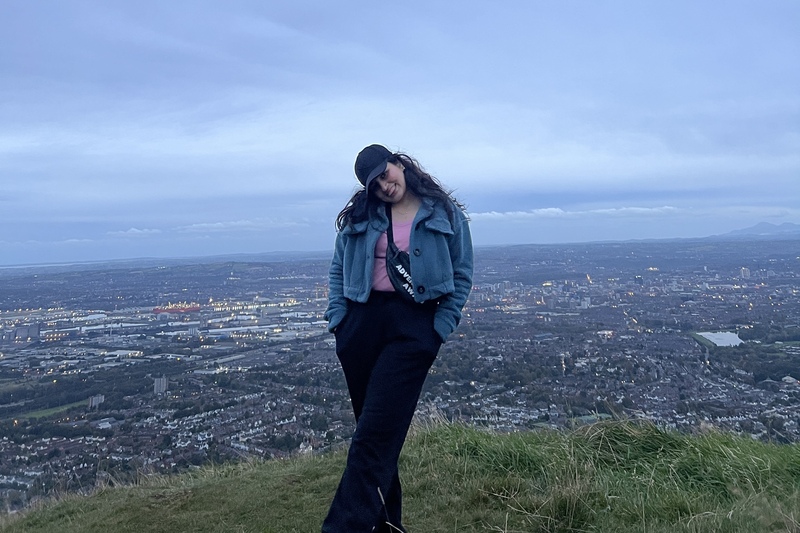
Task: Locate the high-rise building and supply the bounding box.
[740,267,751,279]
[88,394,105,409]
[154,375,168,395]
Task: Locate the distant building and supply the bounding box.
[740,267,751,279]
[154,375,168,395]
[88,394,105,410]
[12,324,40,341]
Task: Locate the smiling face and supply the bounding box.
[369,162,411,204]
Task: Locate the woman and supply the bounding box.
[322,144,473,532]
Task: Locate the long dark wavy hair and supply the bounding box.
[335,152,466,231]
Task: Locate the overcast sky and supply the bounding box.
[1,1,798,266]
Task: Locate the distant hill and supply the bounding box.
[2,420,799,533]
[713,221,800,240]
[4,222,800,274]
[0,250,332,277]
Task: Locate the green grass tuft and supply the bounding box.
[2,420,799,532]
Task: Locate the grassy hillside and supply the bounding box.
[2,420,799,533]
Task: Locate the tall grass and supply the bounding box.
[3,419,799,532]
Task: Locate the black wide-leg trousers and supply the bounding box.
[322,291,442,533]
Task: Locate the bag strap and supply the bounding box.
[385,204,396,244]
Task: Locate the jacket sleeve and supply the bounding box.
[324,232,348,333]
[434,207,473,342]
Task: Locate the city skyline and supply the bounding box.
[2,1,798,266]
[3,237,800,514]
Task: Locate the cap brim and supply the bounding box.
[364,161,388,190]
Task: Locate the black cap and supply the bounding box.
[354,144,392,188]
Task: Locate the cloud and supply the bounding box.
[471,206,682,221]
[175,218,308,233]
[1,1,797,266]
[61,238,95,244]
[470,205,800,227]
[107,228,162,237]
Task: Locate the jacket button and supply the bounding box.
[413,248,421,256]
[417,286,425,294]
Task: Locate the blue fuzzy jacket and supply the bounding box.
[325,196,473,342]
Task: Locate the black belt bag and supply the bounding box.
[385,205,417,302]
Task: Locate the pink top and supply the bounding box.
[372,220,413,292]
